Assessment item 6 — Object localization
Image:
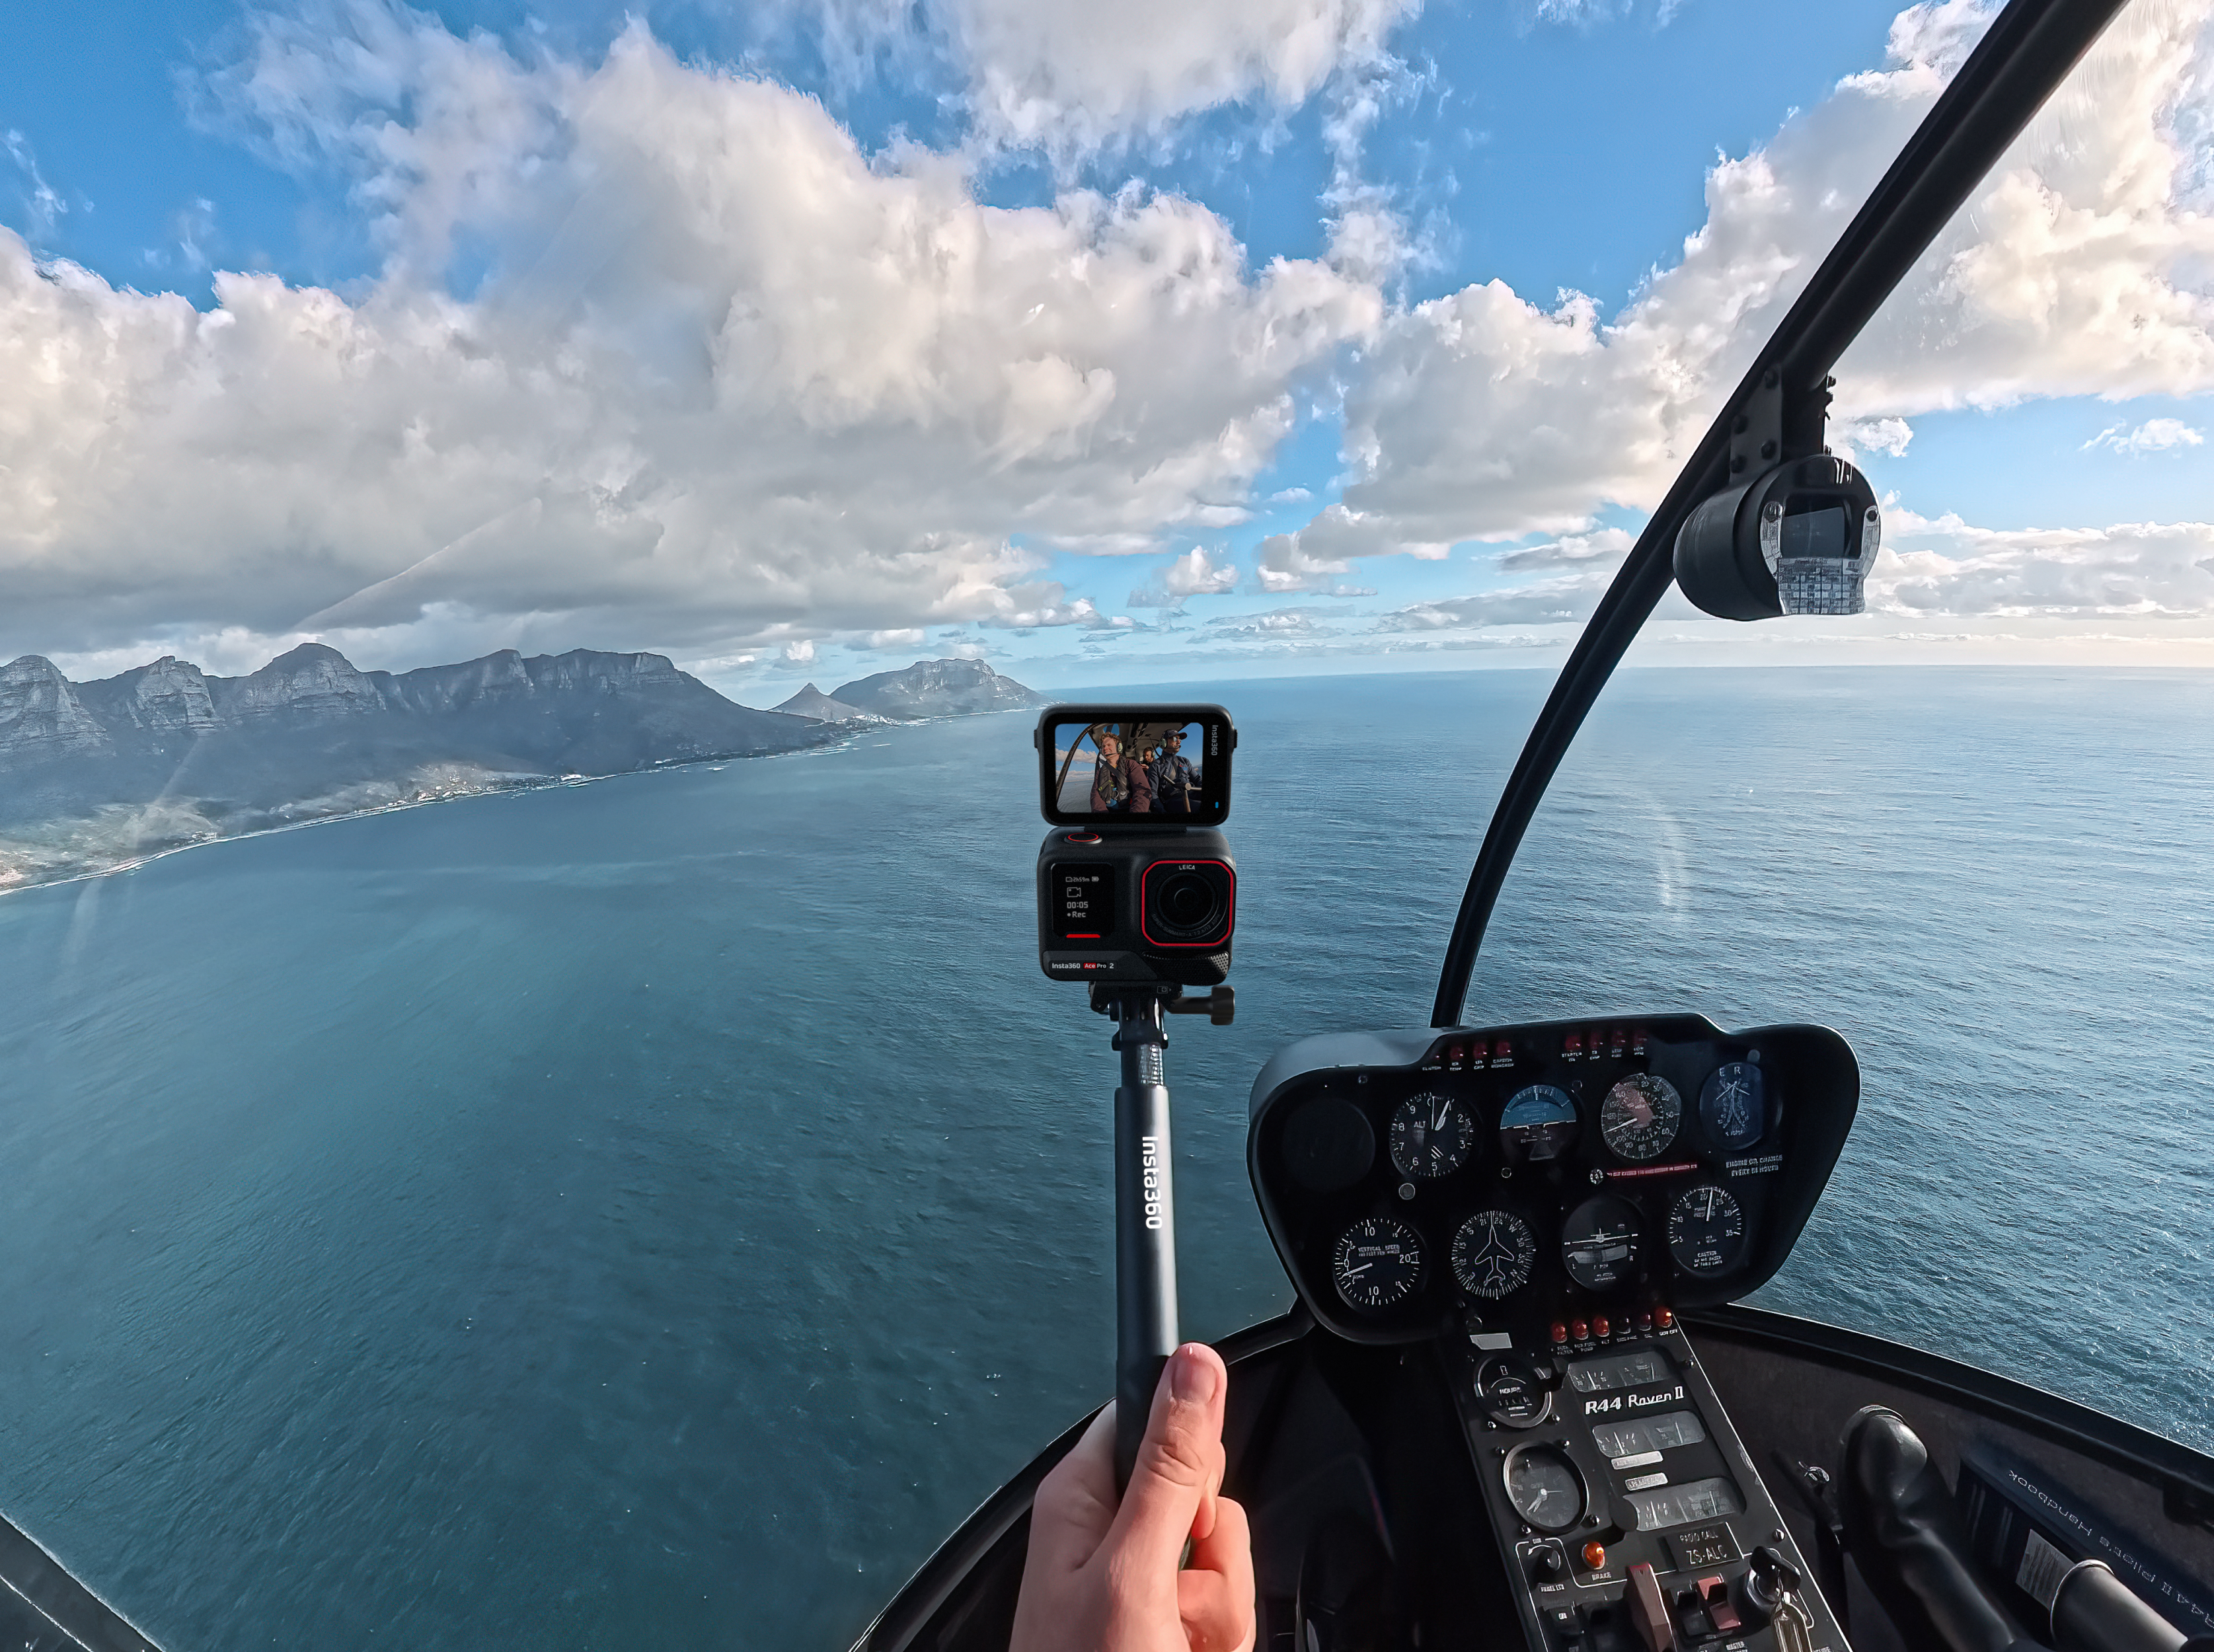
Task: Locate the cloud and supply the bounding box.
[2,130,67,241]
[1495,526,1634,571]
[866,627,928,648]
[1381,573,1612,631]
[2082,416,2205,456]
[938,0,1418,157]
[1253,504,1396,593]
[1,10,1380,671]
[1205,605,1340,637]
[1870,507,2214,616]
[1129,544,1239,607]
[1313,0,2214,560]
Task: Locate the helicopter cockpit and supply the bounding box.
[857,1,2214,1649]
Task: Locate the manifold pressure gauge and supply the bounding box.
[1667,1183,1747,1276]
[1389,1092,1476,1179]
[1333,1217,1424,1311]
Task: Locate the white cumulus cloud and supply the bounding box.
[935,0,1417,156]
[1129,545,1239,607]
[0,9,1380,671]
[2082,416,2205,455]
[1317,0,2214,562]
[1870,507,2214,616]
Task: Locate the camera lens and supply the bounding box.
[1145,862,1230,944]
[1161,874,1215,927]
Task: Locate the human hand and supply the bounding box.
[1009,1342,1256,1652]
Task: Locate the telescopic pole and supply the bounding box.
[1109,989,1178,1493]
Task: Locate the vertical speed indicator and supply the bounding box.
[1333,1217,1425,1311]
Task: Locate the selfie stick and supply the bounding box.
[1109,989,1178,1493]
[1098,982,1233,1493]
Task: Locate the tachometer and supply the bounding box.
[1667,1183,1747,1276]
[1504,1444,1587,1533]
[1389,1092,1476,1180]
[1699,1061,1766,1150]
[1451,1210,1536,1299]
[1499,1084,1579,1162]
[1332,1217,1424,1311]
[1599,1073,1682,1161]
[1560,1195,1642,1291]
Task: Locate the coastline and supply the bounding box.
[0,724,896,899]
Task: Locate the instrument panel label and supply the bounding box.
[1582,1383,1687,1415]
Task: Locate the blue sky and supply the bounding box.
[3,0,2209,698]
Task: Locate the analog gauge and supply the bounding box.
[1667,1183,1747,1276]
[1499,1084,1579,1162]
[1699,1061,1767,1152]
[1599,1074,1683,1162]
[1560,1195,1643,1291]
[1504,1444,1587,1534]
[1389,1092,1477,1180]
[1452,1211,1537,1299]
[1332,1217,1424,1312]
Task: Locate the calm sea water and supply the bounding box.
[0,667,2207,1649]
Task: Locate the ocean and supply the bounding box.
[0,666,2207,1649]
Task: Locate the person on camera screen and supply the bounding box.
[1089,730,1155,814]
[1150,727,1199,815]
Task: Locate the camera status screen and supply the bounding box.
[1043,714,1227,823]
[1050,864,1116,939]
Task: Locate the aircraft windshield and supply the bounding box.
[0,1,2206,1646]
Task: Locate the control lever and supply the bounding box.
[1773,1450,1852,1634]
[1627,1562,1677,1652]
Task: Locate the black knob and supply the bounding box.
[1743,1545,1802,1616]
[1531,1545,1567,1583]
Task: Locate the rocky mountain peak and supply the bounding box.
[77,655,219,733]
[772,682,872,722]
[0,656,113,767]
[211,642,384,723]
[829,657,1046,719]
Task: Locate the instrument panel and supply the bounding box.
[1246,1016,1857,1346]
[1246,1014,1860,1652]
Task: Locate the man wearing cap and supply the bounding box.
[1151,728,1199,815]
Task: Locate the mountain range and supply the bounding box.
[0,646,1044,891]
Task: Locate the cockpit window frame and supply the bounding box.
[1430,0,2134,1028]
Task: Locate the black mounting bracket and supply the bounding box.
[1088,982,1235,1027]
[1729,367,1837,482]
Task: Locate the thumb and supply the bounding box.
[1112,1343,1227,1570]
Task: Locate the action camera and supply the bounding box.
[1034,707,1236,987]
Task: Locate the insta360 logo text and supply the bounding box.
[1143,1136,1166,1230]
